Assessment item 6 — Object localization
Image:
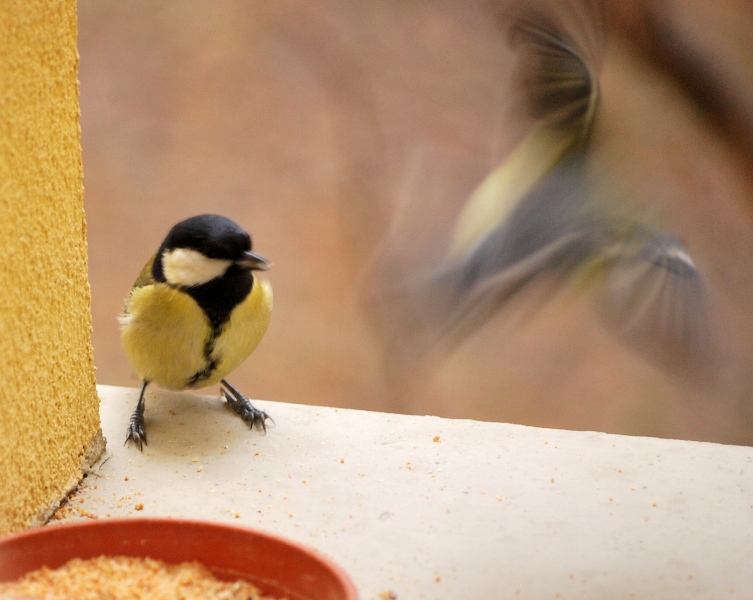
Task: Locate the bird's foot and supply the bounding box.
[125,407,147,451]
[221,380,273,433]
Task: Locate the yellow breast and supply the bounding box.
[209,278,273,386]
[120,278,272,390]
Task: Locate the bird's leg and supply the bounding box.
[220,379,273,433]
[125,380,149,450]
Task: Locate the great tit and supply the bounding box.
[367,1,711,381]
[119,214,273,450]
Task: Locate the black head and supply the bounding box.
[160,214,252,260]
[150,214,269,332]
[152,214,268,288]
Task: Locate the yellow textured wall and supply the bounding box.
[0,0,100,534]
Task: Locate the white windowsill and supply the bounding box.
[54,384,753,599]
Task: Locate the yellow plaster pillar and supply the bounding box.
[0,0,102,534]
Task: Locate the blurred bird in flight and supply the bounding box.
[366,0,713,385]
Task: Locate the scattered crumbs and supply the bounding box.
[197,466,203,473]
[544,441,548,445]
[569,573,575,579]
[226,429,232,434]
[435,576,441,583]
[630,485,636,491]
[378,591,397,600]
[135,503,144,511]
[340,459,345,464]
[550,478,555,484]
[652,502,658,507]
[192,458,198,463]
[168,409,176,416]
[495,496,504,501]
[124,476,129,481]
[234,513,241,519]
[433,435,441,443]
[288,513,294,518]
[688,574,694,580]
[254,452,260,457]
[406,461,413,470]
[78,507,98,520]
[301,479,308,485]
[609,498,613,502]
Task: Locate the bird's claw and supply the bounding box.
[125,415,147,451]
[221,386,273,433]
[125,381,149,451]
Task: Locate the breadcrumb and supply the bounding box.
[0,556,283,600]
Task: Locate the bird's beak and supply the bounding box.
[239,250,270,271]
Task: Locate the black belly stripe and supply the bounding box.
[185,337,220,387]
[185,316,231,387]
[185,265,253,330]
[181,267,254,387]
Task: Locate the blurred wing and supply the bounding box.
[596,232,714,380]
[452,0,603,255]
[509,0,603,135]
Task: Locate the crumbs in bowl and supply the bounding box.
[0,555,284,600]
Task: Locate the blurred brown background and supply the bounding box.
[80,0,753,445]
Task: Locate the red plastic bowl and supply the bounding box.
[0,518,358,600]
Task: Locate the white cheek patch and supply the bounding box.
[162,248,232,287]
